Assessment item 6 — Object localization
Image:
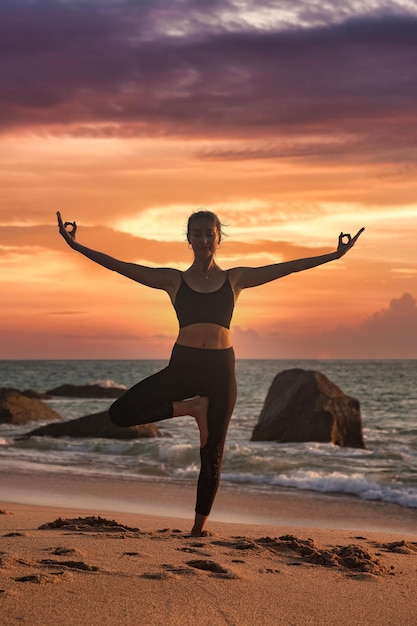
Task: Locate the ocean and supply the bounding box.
[1,359,416,510]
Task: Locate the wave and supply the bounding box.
[220,469,417,509]
[92,378,127,389]
[158,443,196,464]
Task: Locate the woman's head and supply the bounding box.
[186,210,224,244]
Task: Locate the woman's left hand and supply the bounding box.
[337,227,365,257]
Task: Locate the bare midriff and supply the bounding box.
[176,323,232,349]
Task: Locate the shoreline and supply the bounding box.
[1,471,417,625]
[2,468,417,535]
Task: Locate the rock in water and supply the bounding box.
[25,410,161,439]
[46,384,125,398]
[0,388,61,425]
[251,369,364,448]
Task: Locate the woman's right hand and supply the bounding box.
[57,211,77,247]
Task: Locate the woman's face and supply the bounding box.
[187,217,220,257]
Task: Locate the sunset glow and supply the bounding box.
[1,0,417,359]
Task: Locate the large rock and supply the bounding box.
[0,388,61,426]
[25,410,161,439]
[251,369,365,448]
[46,384,125,398]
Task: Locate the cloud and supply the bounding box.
[1,2,417,163]
[0,223,332,266]
[42,310,88,316]
[232,293,417,358]
[320,292,417,358]
[360,291,417,331]
[0,224,187,265]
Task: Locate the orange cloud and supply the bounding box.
[232,293,417,358]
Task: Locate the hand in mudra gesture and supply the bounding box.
[57,211,77,246]
[337,227,365,257]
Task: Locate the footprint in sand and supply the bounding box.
[211,538,259,552]
[258,567,281,574]
[156,528,183,535]
[162,564,197,576]
[48,546,85,557]
[185,559,239,579]
[141,560,239,580]
[141,564,196,579]
[40,559,99,572]
[177,547,212,556]
[140,571,177,580]
[15,572,69,584]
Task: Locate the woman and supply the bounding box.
[57,210,364,536]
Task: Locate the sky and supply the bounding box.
[1,0,417,359]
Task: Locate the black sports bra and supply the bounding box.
[174,271,235,329]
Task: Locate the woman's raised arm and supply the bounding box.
[233,228,365,291]
[56,212,178,291]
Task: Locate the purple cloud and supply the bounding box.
[233,293,417,358]
[1,1,417,162]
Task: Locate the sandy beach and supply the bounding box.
[1,472,417,626]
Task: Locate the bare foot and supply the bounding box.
[191,513,208,537]
[172,396,209,447]
[191,396,209,447]
[188,396,208,448]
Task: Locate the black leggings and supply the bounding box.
[109,344,237,516]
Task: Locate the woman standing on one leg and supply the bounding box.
[57,210,364,535]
